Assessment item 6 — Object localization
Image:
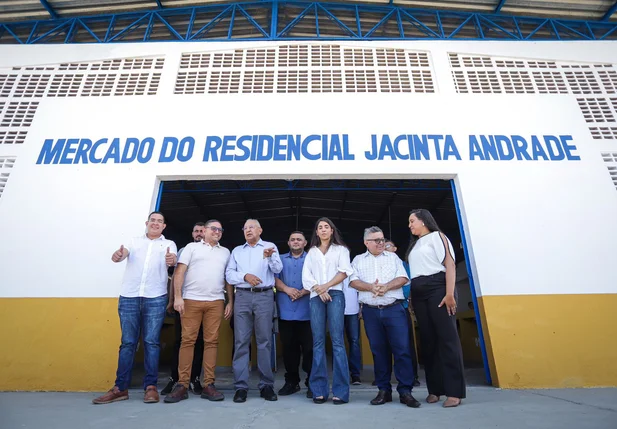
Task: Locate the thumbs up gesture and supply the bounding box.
[165,247,176,266]
[112,245,125,263]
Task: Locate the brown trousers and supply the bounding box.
[178,299,224,387]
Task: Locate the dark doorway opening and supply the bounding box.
[154,178,487,386]
[158,179,460,258]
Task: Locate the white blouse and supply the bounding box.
[302,244,354,298]
[408,231,455,279]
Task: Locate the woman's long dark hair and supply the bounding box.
[310,217,347,250]
[405,209,441,260]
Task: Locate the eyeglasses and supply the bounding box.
[242,225,258,231]
[208,226,224,233]
[148,218,164,224]
[366,238,386,244]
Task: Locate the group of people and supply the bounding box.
[92,209,466,408]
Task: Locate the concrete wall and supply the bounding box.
[0,40,616,390]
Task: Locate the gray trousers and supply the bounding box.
[233,288,274,390]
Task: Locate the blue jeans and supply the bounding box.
[344,314,361,378]
[309,290,350,402]
[362,303,415,395]
[115,295,167,391]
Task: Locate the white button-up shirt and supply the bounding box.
[302,244,353,299]
[120,234,177,298]
[350,250,409,306]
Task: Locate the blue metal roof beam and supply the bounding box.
[1,2,616,43]
[494,0,507,14]
[602,1,617,21]
[155,0,163,8]
[39,0,58,19]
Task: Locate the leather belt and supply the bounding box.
[362,299,404,310]
[237,287,273,293]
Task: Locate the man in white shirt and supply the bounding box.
[93,211,177,405]
[350,226,420,408]
[385,239,420,387]
[161,222,206,397]
[164,219,233,403]
[226,219,282,403]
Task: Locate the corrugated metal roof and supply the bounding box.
[0,0,616,23]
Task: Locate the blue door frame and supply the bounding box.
[451,179,492,385]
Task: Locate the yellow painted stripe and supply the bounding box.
[479,294,617,388]
[5,295,614,391]
[0,298,233,391]
[0,297,367,391]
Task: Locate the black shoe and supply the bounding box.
[370,390,393,405]
[233,389,248,403]
[161,377,176,395]
[413,377,421,387]
[351,375,362,385]
[313,396,327,404]
[260,386,278,401]
[189,377,203,395]
[371,380,377,386]
[278,382,301,396]
[306,386,313,399]
[400,393,421,408]
[333,397,347,405]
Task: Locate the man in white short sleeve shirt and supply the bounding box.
[164,219,233,403]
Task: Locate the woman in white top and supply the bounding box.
[406,209,466,408]
[302,217,353,404]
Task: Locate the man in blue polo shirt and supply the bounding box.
[274,231,312,398]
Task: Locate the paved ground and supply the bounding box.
[2,377,616,429]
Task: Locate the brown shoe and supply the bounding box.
[200,384,225,401]
[164,384,188,403]
[92,386,128,405]
[144,385,159,403]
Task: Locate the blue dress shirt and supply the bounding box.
[276,251,310,321]
[225,239,283,288]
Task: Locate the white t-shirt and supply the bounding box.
[302,244,353,299]
[178,241,230,301]
[343,277,359,315]
[408,231,455,279]
[120,234,177,298]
